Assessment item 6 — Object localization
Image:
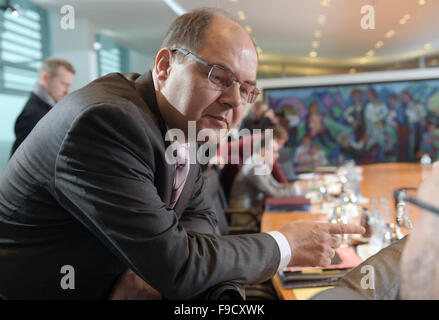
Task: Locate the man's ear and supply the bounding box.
[154,48,173,87]
[40,72,50,87]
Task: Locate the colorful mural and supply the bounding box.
[265,79,439,171]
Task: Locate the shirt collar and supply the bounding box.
[32,82,56,107]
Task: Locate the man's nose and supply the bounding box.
[220,82,242,109]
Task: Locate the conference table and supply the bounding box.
[260,163,423,300]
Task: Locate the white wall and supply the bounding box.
[129,49,155,74]
[257,67,439,91]
[49,12,98,91]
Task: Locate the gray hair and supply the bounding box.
[161,8,238,53]
[38,57,76,78]
[400,212,439,299]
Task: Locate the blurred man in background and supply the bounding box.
[10,57,75,157]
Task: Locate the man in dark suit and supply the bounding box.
[10,57,75,157]
[0,8,363,300]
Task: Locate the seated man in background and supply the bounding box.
[10,57,75,157]
[239,101,278,132]
[217,130,289,200]
[229,126,306,227]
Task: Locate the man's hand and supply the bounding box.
[109,269,162,300]
[279,221,365,267]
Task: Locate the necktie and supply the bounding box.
[169,144,190,209]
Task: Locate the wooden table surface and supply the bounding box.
[260,162,423,300]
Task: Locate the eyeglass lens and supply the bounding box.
[208,66,258,103]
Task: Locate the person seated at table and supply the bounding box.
[228,126,304,227]
[313,162,439,300]
[400,162,439,299]
[311,237,407,300]
[215,129,290,200]
[239,101,279,132]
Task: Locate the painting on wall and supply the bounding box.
[265,78,439,171]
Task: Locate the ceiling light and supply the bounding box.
[245,25,252,33]
[321,0,330,7]
[312,40,319,48]
[0,1,25,17]
[314,30,322,38]
[385,30,395,38]
[400,18,407,24]
[93,42,102,51]
[425,43,432,50]
[237,11,246,21]
[349,68,356,74]
[418,0,426,5]
[317,15,326,25]
[375,41,384,49]
[360,58,367,64]
[366,50,375,57]
[309,51,318,58]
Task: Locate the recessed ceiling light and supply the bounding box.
[366,50,375,57]
[237,11,246,20]
[375,41,384,49]
[309,51,318,58]
[425,43,432,50]
[360,58,367,64]
[317,15,326,25]
[314,30,322,38]
[312,41,320,48]
[93,42,102,51]
[321,0,330,7]
[400,18,407,24]
[418,0,426,5]
[245,25,252,33]
[385,30,395,38]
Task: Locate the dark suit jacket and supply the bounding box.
[10,92,52,157]
[0,72,280,300]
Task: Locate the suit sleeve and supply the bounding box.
[54,104,280,299]
[178,165,219,235]
[246,166,297,198]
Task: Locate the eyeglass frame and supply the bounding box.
[170,47,260,104]
[393,188,439,216]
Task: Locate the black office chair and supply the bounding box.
[202,166,260,235]
[202,166,278,300]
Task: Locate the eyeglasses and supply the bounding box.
[394,188,439,216]
[171,47,260,104]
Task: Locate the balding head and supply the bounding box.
[400,162,439,299]
[160,8,256,59]
[400,211,439,299]
[152,7,259,144]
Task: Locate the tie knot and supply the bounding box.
[175,143,190,166]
